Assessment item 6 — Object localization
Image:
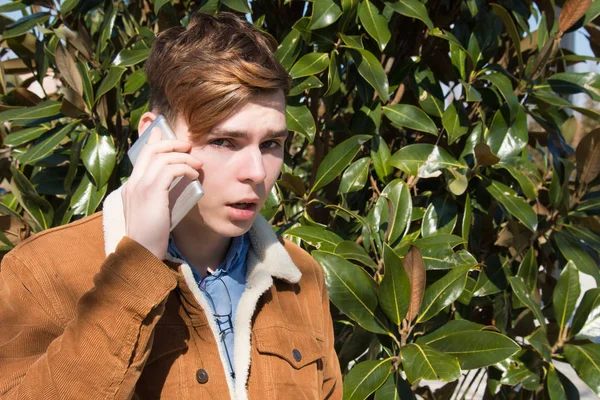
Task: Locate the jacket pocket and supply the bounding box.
[253,326,325,399]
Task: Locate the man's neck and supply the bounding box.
[171,217,231,278]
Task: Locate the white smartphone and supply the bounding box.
[127,115,204,231]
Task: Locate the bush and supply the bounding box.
[1,0,600,398]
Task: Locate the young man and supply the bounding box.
[0,12,342,399]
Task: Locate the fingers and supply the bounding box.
[130,139,198,181]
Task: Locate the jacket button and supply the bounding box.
[292,349,302,362]
[196,369,209,384]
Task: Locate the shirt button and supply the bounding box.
[292,349,302,362]
[196,369,209,384]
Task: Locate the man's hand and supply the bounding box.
[122,127,203,259]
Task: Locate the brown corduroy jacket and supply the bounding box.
[0,188,342,399]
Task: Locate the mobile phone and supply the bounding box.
[128,115,204,231]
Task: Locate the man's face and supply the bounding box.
[171,90,287,237]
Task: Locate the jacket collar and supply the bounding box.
[102,186,301,284]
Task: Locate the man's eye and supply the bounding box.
[209,138,232,147]
[261,140,282,149]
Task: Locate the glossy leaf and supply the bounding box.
[379,243,410,325]
[553,261,581,329]
[576,128,600,185]
[310,0,343,30]
[70,173,108,217]
[357,0,391,51]
[404,245,426,322]
[417,319,486,345]
[509,276,547,329]
[564,344,600,396]
[274,29,302,71]
[95,67,126,103]
[493,163,537,200]
[289,76,323,96]
[380,179,412,244]
[517,247,538,295]
[490,4,524,74]
[486,105,528,160]
[55,44,83,96]
[311,135,371,194]
[417,264,472,322]
[352,49,389,102]
[19,123,76,165]
[313,251,388,334]
[421,196,457,237]
[571,288,600,339]
[401,344,461,384]
[442,101,469,144]
[389,144,465,178]
[220,0,252,13]
[371,135,393,183]
[462,194,472,242]
[10,166,54,232]
[339,157,370,194]
[82,129,117,188]
[154,0,171,13]
[558,0,593,33]
[387,0,434,31]
[77,62,94,110]
[113,48,151,67]
[284,226,343,252]
[547,365,568,400]
[285,105,316,143]
[334,240,378,270]
[527,327,552,362]
[374,374,414,400]
[4,126,50,147]
[343,359,392,400]
[340,34,364,49]
[324,50,342,97]
[554,231,600,284]
[289,52,329,79]
[485,180,538,232]
[2,12,50,39]
[0,101,61,124]
[124,69,147,95]
[383,104,438,136]
[424,329,520,369]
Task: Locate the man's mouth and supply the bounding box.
[229,202,254,210]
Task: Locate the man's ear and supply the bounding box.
[137,111,158,134]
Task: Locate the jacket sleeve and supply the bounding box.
[316,260,343,399]
[0,237,179,400]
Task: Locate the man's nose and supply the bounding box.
[239,147,267,183]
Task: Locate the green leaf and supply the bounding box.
[289,52,329,79]
[371,135,393,183]
[490,4,524,75]
[285,105,316,143]
[424,329,520,370]
[547,365,568,400]
[417,320,486,345]
[95,67,126,103]
[97,4,117,54]
[123,69,147,95]
[442,101,469,144]
[289,76,323,96]
[564,344,600,397]
[383,104,438,136]
[10,166,54,232]
[375,374,414,400]
[462,194,472,242]
[339,157,370,194]
[401,344,461,384]
[357,0,391,51]
[417,264,472,322]
[220,0,252,13]
[544,72,600,101]
[351,49,389,102]
[0,101,61,124]
[485,180,538,232]
[340,33,364,49]
[311,135,371,194]
[19,123,76,165]
[571,288,600,339]
[388,144,465,177]
[2,12,50,39]
[517,247,538,294]
[324,50,342,96]
[274,30,302,71]
[486,105,528,160]
[313,251,389,334]
[553,261,581,330]
[499,356,540,390]
[82,129,117,188]
[77,62,94,110]
[284,226,343,252]
[450,42,467,80]
[310,0,343,30]
[4,125,50,147]
[154,0,171,14]
[509,276,547,329]
[113,48,151,67]
[554,231,600,284]
[343,359,392,400]
[70,173,108,217]
[379,243,410,325]
[387,0,434,31]
[0,1,27,13]
[334,240,378,270]
[380,179,412,244]
[421,196,457,237]
[413,67,444,117]
[493,163,537,200]
[527,327,552,362]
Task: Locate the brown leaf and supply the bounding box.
[59,87,87,118]
[558,0,592,34]
[474,143,500,166]
[403,245,426,323]
[278,173,306,197]
[576,128,600,185]
[12,88,42,106]
[55,44,83,96]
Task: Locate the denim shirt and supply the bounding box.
[167,234,249,381]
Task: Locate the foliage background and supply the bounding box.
[1,0,600,398]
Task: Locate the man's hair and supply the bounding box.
[144,12,290,137]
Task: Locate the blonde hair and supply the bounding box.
[144,12,290,137]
